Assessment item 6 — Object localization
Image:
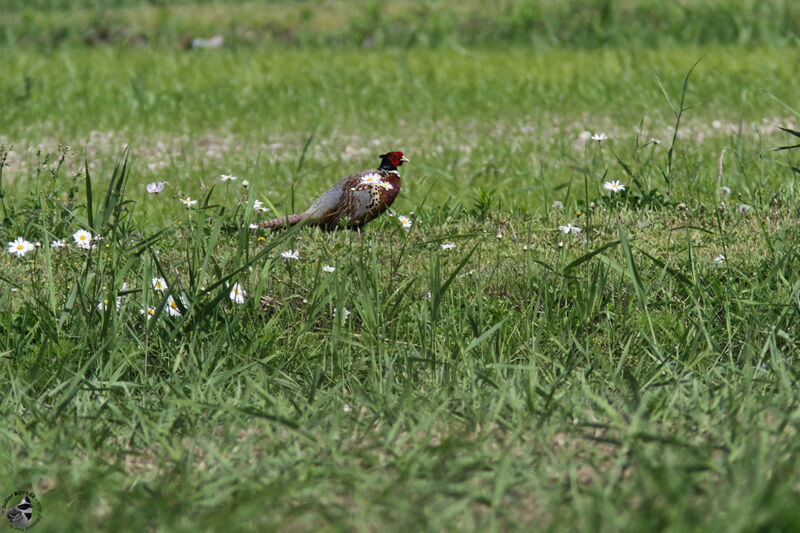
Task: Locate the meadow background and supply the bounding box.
[2,0,800,530]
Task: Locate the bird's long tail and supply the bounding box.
[259,212,309,229]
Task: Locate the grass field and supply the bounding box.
[3,1,800,531]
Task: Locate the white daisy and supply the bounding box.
[242,180,249,187]
[72,229,93,249]
[97,297,122,311]
[180,197,197,207]
[603,180,626,193]
[220,174,237,181]
[152,277,168,292]
[248,223,259,229]
[591,132,609,142]
[252,199,270,212]
[140,307,156,320]
[281,249,300,260]
[50,239,66,249]
[559,223,582,234]
[440,241,456,250]
[359,173,382,185]
[398,215,412,228]
[713,254,726,263]
[165,294,183,316]
[322,265,336,273]
[8,237,35,257]
[229,282,246,304]
[146,181,167,194]
[333,306,351,322]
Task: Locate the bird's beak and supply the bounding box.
[401,156,409,163]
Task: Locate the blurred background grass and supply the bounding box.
[3,0,800,50]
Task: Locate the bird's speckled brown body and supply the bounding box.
[260,151,407,230]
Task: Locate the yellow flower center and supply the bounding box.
[16,244,24,250]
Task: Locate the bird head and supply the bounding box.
[378,151,409,170]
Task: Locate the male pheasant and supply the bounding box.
[260,151,408,230]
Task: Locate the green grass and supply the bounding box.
[4,0,800,49]
[3,2,800,531]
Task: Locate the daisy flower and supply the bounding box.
[229,282,246,304]
[73,229,93,249]
[713,254,726,264]
[152,277,168,292]
[140,307,156,320]
[165,294,183,316]
[50,239,66,249]
[8,237,35,258]
[253,199,270,212]
[281,249,300,260]
[359,173,382,185]
[333,306,351,322]
[591,132,609,142]
[603,180,626,193]
[220,174,237,181]
[322,265,336,273]
[559,223,581,234]
[397,215,412,229]
[180,197,197,207]
[242,180,249,187]
[248,223,259,229]
[440,241,456,250]
[97,297,122,311]
[146,181,167,194]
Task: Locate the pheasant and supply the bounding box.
[260,151,408,230]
